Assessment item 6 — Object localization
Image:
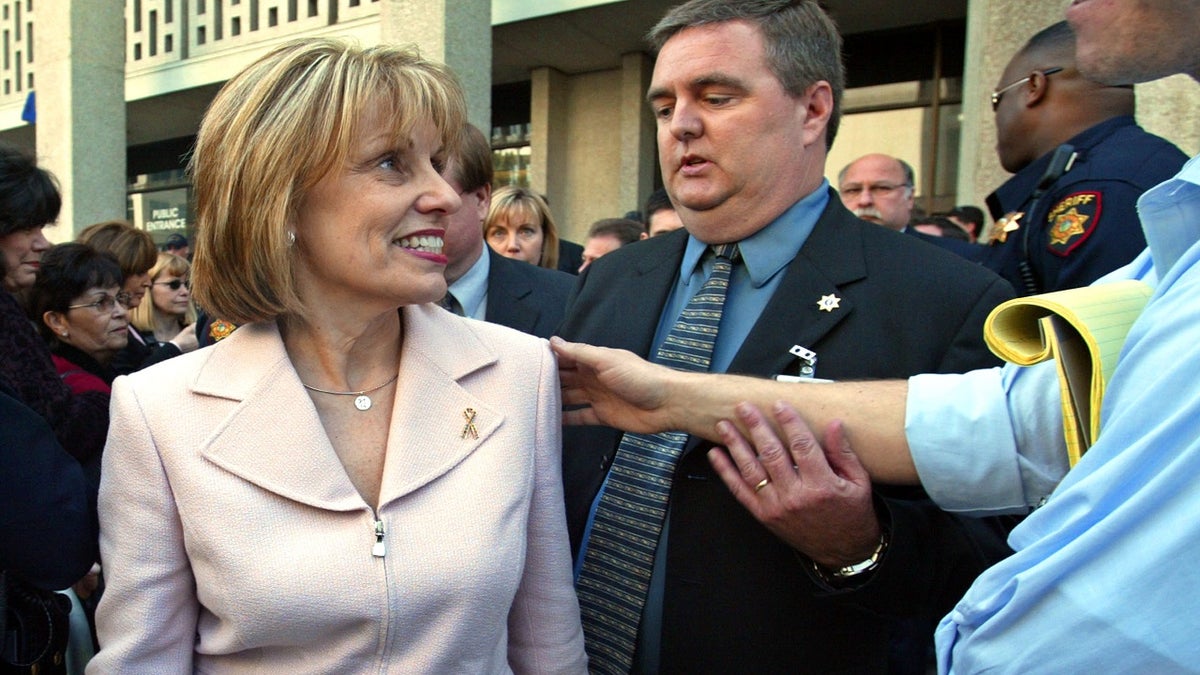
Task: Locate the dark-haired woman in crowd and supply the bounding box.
[0,145,108,464]
[78,220,197,374]
[27,243,130,395]
[0,144,105,675]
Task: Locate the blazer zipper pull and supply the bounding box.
[372,518,386,558]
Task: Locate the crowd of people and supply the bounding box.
[3,0,1198,672]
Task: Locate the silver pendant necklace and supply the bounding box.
[301,372,399,411]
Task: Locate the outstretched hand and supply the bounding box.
[708,401,881,568]
[550,337,681,434]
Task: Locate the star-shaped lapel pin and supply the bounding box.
[817,294,841,312]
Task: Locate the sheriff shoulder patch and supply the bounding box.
[1045,191,1102,257]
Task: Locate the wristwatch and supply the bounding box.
[810,529,889,583]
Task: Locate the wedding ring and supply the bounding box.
[754,477,771,493]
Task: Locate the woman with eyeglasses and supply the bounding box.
[130,252,196,353]
[28,243,131,396]
[484,185,562,269]
[79,221,200,374]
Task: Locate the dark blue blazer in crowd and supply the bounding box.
[0,384,96,589]
[484,247,574,339]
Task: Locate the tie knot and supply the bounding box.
[711,243,739,262]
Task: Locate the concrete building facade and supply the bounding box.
[1,0,1196,245]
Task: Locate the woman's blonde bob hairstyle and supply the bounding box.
[485,186,560,270]
[132,252,197,334]
[189,38,467,324]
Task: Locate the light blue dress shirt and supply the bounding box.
[936,154,1200,672]
[906,250,1157,516]
[573,184,830,674]
[650,183,830,371]
[446,246,490,320]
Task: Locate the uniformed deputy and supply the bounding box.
[982,21,1187,295]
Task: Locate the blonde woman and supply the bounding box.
[90,38,585,673]
[129,252,196,348]
[484,185,561,269]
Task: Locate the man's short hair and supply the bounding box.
[449,123,493,192]
[837,155,915,188]
[647,0,845,149]
[643,188,674,219]
[947,205,985,228]
[188,38,467,325]
[1021,21,1074,60]
[587,218,646,245]
[164,233,189,250]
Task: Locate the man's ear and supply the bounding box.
[473,184,493,222]
[1026,70,1053,108]
[799,81,834,148]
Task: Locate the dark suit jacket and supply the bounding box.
[557,239,584,276]
[557,190,1016,673]
[483,248,575,339]
[907,226,985,262]
[0,384,97,589]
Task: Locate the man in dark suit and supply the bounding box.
[556,1,1016,672]
[443,125,573,338]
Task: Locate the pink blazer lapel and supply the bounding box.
[378,305,505,504]
[194,322,363,512]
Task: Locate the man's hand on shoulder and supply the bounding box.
[551,337,684,433]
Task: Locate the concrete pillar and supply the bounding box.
[530,66,569,209]
[619,52,656,217]
[35,0,126,240]
[1137,74,1200,157]
[960,0,1200,211]
[379,0,491,133]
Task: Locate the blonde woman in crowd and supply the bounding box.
[484,185,561,270]
[89,38,585,673]
[129,252,196,349]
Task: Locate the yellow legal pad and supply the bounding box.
[983,280,1153,467]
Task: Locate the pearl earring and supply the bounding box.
[287,231,296,247]
[61,331,68,337]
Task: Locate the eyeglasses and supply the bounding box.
[67,291,132,313]
[991,67,1063,111]
[839,183,912,199]
[154,279,190,291]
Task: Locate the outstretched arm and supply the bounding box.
[551,337,919,485]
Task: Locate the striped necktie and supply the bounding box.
[575,243,738,674]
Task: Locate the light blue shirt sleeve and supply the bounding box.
[906,247,1158,516]
[937,155,1200,672]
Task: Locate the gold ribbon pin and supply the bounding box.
[461,408,479,439]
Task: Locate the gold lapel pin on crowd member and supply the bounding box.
[462,408,479,439]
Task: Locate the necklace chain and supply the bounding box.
[300,372,399,412]
[300,372,399,397]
